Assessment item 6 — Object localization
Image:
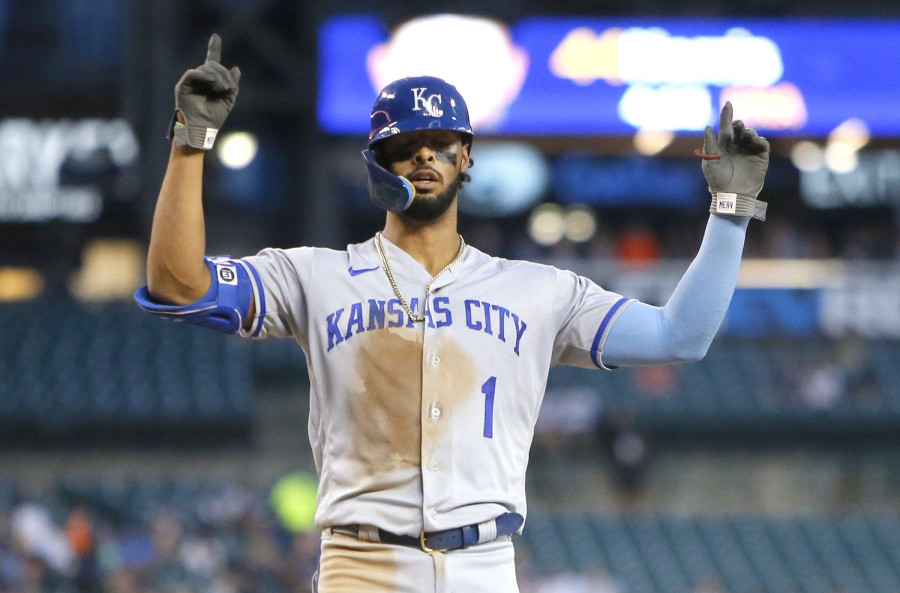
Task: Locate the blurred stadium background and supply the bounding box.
[2,1,900,592]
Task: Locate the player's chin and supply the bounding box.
[403,191,456,222]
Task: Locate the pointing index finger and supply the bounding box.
[718,101,734,146]
[205,34,222,64]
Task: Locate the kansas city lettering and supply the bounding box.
[464,299,527,355]
[326,296,526,355]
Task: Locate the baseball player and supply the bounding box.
[135,35,769,593]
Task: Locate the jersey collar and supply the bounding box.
[349,234,469,289]
[347,237,382,272]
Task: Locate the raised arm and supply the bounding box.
[145,34,241,305]
[602,102,770,366]
[146,136,209,303]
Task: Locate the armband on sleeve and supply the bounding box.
[133,257,265,336]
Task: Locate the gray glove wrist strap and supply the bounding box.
[708,192,767,221]
[168,111,219,150]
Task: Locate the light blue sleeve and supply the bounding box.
[601,215,750,367]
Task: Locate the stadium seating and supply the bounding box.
[545,337,900,436]
[4,297,900,443]
[520,512,900,593]
[0,299,254,443]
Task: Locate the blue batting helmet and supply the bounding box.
[368,76,474,147]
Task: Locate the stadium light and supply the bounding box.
[528,203,566,246]
[790,141,824,172]
[823,118,869,174]
[564,206,597,243]
[824,141,858,174]
[633,129,674,156]
[217,131,258,169]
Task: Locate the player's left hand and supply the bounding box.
[697,102,770,220]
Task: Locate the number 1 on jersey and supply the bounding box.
[482,376,496,438]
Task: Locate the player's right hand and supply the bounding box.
[170,34,241,150]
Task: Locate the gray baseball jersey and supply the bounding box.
[239,234,631,536]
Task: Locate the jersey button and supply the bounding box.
[430,461,439,471]
[430,407,441,419]
[431,355,440,366]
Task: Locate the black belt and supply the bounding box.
[333,512,524,553]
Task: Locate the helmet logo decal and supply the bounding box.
[411,88,444,117]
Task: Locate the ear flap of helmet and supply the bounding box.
[361,149,415,212]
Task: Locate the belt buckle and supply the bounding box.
[419,532,447,554]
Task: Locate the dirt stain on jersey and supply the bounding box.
[350,327,478,474]
[318,532,399,592]
[421,338,477,454]
[352,327,424,472]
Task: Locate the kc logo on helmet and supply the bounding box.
[411,88,443,117]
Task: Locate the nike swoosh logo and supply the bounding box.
[348,266,380,277]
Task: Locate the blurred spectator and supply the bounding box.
[64,507,98,593]
[835,334,880,406]
[597,404,651,500]
[240,515,285,593]
[104,569,140,593]
[797,357,845,410]
[17,554,74,593]
[776,345,847,410]
[142,513,195,592]
[615,223,660,266]
[178,526,226,585]
[10,503,73,577]
[0,481,325,593]
[196,482,257,529]
[632,365,679,398]
[533,386,603,455]
[757,219,833,259]
[285,532,319,593]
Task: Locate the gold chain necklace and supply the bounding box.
[374,231,466,323]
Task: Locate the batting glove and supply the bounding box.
[697,101,770,221]
[168,34,241,150]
